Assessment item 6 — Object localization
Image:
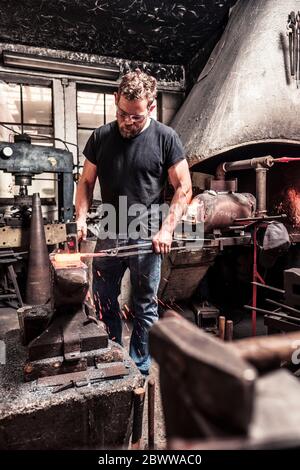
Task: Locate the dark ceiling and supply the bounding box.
[0,0,237,67]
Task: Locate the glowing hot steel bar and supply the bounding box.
[53,252,82,264]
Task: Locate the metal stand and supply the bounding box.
[251,224,266,336]
[0,251,23,307]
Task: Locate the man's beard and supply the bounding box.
[118,121,145,139]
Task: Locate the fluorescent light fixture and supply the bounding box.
[2,51,120,80]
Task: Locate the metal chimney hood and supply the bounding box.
[172,0,300,167]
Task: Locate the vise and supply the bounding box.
[150,313,300,448]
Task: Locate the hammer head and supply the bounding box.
[150,315,256,439]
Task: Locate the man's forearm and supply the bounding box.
[75,179,94,221]
[162,184,192,234]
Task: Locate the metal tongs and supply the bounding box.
[287,10,300,86]
[90,237,207,259]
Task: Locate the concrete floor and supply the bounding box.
[0,300,267,450]
[0,303,19,340]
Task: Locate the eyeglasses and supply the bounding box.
[116,105,148,122]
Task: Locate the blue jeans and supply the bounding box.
[92,237,161,375]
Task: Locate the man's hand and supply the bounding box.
[76,218,87,241]
[75,160,97,243]
[152,228,173,254]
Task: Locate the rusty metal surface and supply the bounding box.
[24,356,88,382]
[0,224,67,248]
[159,246,219,301]
[0,330,143,450]
[19,304,53,345]
[169,370,300,449]
[63,326,81,362]
[23,346,126,382]
[150,316,256,437]
[208,179,237,192]
[37,362,129,388]
[158,235,252,301]
[28,309,108,362]
[172,0,300,166]
[184,192,256,233]
[150,315,300,445]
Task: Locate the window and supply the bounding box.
[77,88,115,202]
[0,82,53,145]
[77,89,115,168]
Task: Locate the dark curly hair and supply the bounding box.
[118,69,157,105]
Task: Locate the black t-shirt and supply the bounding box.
[83,118,185,235]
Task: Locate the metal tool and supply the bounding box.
[266,298,300,316]
[287,11,296,76]
[52,373,128,394]
[297,12,300,87]
[53,379,91,394]
[52,380,77,393]
[251,281,285,294]
[287,11,300,86]
[52,237,209,265]
[36,364,130,393]
[244,304,300,324]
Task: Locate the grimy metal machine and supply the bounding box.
[0,134,74,224]
[0,134,75,251]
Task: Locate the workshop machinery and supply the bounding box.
[0,134,74,251]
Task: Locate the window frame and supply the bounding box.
[0,76,54,144]
[76,84,116,129]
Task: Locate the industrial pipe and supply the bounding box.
[216,156,274,179]
[255,167,267,216]
[216,156,274,216]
